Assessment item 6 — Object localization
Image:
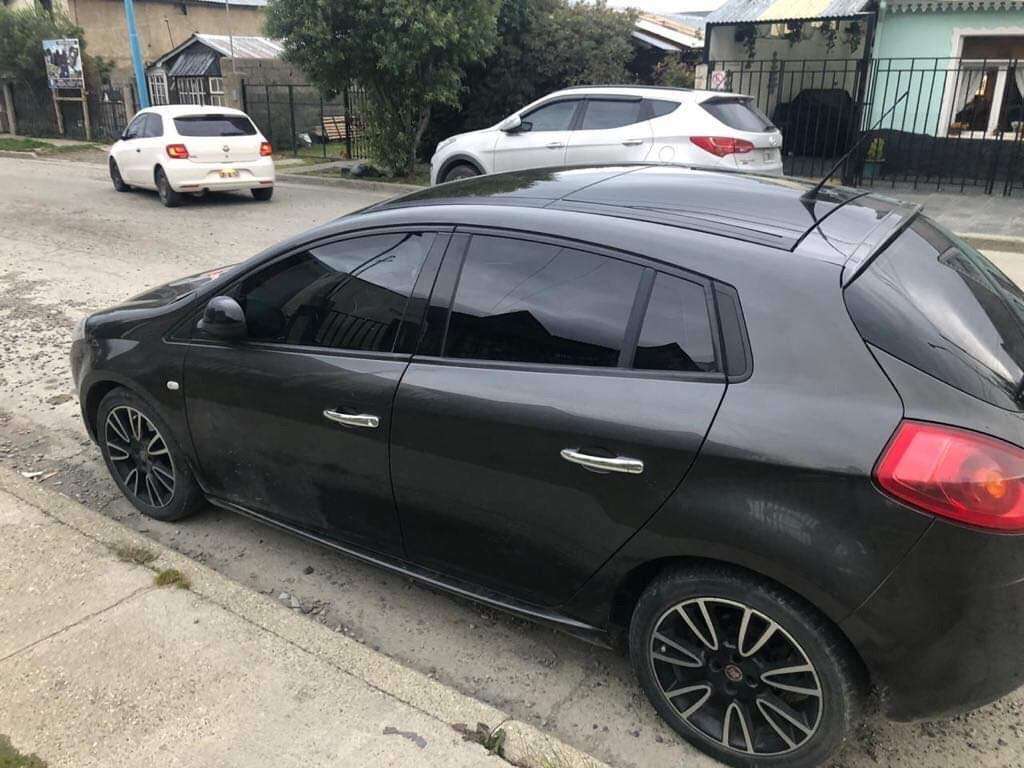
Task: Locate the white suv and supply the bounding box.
[108,105,275,207]
[430,86,784,184]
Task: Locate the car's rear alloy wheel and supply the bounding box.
[156,168,183,208]
[97,388,204,521]
[105,405,176,509]
[631,567,862,768]
[649,598,821,756]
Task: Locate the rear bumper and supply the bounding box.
[164,158,275,192]
[842,516,1024,720]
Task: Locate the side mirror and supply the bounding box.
[198,296,247,340]
[499,114,523,133]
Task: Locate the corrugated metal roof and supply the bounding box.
[706,0,870,24]
[167,48,219,78]
[194,34,284,59]
[633,14,704,50]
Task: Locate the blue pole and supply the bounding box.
[123,0,150,109]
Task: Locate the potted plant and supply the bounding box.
[863,137,885,179]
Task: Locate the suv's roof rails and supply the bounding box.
[559,84,694,93]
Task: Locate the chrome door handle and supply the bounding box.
[323,409,379,429]
[546,141,564,149]
[560,448,644,475]
[622,138,644,146]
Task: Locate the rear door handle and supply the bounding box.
[621,138,645,146]
[560,448,644,475]
[323,409,379,429]
[546,141,564,149]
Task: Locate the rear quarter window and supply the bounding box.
[700,97,774,132]
[173,114,256,137]
[845,216,1024,410]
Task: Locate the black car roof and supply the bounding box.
[376,165,871,252]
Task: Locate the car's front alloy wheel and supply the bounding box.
[630,566,863,768]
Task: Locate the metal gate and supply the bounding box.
[89,87,128,141]
[707,56,1024,195]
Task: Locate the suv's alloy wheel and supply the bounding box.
[630,566,862,768]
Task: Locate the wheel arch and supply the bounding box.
[608,555,870,686]
[437,154,484,183]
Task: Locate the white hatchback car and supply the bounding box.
[430,86,784,184]
[108,105,275,207]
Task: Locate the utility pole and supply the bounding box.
[123,0,150,109]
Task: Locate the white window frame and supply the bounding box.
[147,71,169,106]
[939,28,1024,140]
[177,76,207,106]
[208,76,225,107]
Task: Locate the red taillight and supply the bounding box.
[690,136,755,157]
[166,143,189,159]
[875,420,1024,531]
[260,141,273,157]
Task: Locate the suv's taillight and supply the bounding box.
[166,143,189,159]
[690,136,754,157]
[875,420,1024,530]
[260,141,273,157]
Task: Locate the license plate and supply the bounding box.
[219,169,238,178]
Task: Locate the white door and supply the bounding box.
[492,99,581,173]
[134,113,167,189]
[564,98,653,166]
[112,113,147,184]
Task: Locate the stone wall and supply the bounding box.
[219,56,308,109]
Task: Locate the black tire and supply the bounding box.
[251,186,274,201]
[97,387,205,522]
[441,163,480,183]
[109,159,130,192]
[629,565,864,768]
[156,167,183,208]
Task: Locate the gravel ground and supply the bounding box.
[2,155,1024,768]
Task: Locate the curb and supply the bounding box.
[0,149,40,159]
[962,232,1024,255]
[0,467,608,768]
[277,171,424,195]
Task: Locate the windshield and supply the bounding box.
[845,215,1024,410]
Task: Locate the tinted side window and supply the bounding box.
[445,236,642,367]
[123,115,145,139]
[701,97,774,132]
[635,274,717,372]
[648,99,681,118]
[523,100,578,132]
[144,114,164,138]
[233,233,430,352]
[581,99,643,130]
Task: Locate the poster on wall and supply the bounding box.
[42,38,84,89]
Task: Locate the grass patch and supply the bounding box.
[453,722,506,758]
[0,138,52,152]
[154,568,190,590]
[110,541,158,566]
[0,734,47,768]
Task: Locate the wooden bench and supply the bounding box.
[321,114,348,142]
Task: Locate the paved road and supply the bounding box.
[2,155,1023,768]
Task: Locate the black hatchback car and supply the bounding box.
[72,166,1024,767]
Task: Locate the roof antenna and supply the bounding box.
[802,90,910,201]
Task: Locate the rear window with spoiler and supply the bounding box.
[845,215,1024,410]
[700,97,774,133]
[173,114,257,137]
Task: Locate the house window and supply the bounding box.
[208,76,225,107]
[178,77,207,105]
[147,72,168,106]
[947,35,1024,138]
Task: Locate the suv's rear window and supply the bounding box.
[173,114,256,137]
[845,215,1024,410]
[700,97,774,132]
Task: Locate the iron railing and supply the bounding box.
[708,56,1024,195]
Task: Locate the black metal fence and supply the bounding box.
[708,56,1024,195]
[242,82,372,160]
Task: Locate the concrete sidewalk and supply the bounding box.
[0,470,604,768]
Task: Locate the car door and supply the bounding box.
[390,231,727,606]
[135,113,165,188]
[112,114,146,183]
[563,97,654,166]
[183,228,446,556]
[491,99,581,173]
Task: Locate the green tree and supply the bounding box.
[0,3,83,95]
[424,0,637,156]
[266,0,500,175]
